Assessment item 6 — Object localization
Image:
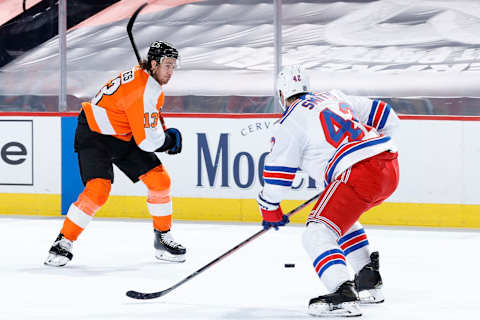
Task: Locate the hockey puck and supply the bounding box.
[284,263,295,268]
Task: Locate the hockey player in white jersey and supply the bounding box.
[257,65,400,317]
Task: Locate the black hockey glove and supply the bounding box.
[155,128,182,154]
[165,128,182,154]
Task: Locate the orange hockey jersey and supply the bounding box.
[81,66,167,152]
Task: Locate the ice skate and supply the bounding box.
[154,229,186,263]
[354,251,384,304]
[308,280,361,317]
[44,234,73,267]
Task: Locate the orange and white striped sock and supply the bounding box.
[140,165,172,232]
[149,189,172,232]
[61,178,111,241]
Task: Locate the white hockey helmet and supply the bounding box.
[276,64,310,110]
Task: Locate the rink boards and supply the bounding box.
[1,113,480,228]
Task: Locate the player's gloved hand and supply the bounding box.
[257,192,289,230]
[261,206,289,230]
[165,128,182,154]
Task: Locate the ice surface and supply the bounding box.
[1,217,479,320]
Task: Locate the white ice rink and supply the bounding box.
[1,216,479,320]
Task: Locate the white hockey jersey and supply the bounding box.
[258,90,399,209]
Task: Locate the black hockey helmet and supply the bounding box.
[147,41,179,64]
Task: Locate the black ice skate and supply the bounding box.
[154,229,186,263]
[354,251,384,304]
[308,280,361,317]
[44,234,73,267]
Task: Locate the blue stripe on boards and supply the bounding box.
[61,116,84,215]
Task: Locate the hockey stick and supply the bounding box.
[126,2,147,63]
[126,192,321,300]
[126,2,167,131]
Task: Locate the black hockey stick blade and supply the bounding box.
[126,289,167,300]
[125,192,321,300]
[126,2,148,64]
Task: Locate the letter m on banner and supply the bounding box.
[197,133,229,187]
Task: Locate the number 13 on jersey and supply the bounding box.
[144,112,160,128]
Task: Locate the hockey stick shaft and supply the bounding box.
[126,3,147,64]
[126,2,167,131]
[126,192,321,300]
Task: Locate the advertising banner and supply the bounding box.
[0,119,33,185]
[105,117,321,200]
[0,116,61,216]
[1,114,480,228]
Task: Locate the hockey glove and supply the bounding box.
[165,128,182,154]
[257,192,289,230]
[261,207,289,230]
[260,207,290,230]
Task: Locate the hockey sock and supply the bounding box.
[152,215,172,232]
[338,222,371,273]
[61,178,111,241]
[303,223,351,292]
[140,165,172,232]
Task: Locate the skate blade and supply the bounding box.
[308,301,362,317]
[155,250,186,263]
[358,289,384,304]
[44,253,70,267]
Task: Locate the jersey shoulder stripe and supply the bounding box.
[367,100,391,130]
[377,102,391,130]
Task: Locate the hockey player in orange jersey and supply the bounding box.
[45,41,186,267]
